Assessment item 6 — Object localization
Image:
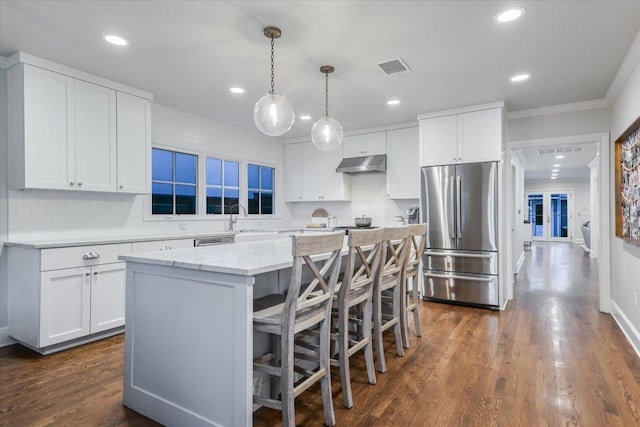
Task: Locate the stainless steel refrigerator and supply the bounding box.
[420,161,499,309]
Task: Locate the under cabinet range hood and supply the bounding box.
[335,155,386,175]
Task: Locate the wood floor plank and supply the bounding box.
[2,243,640,426]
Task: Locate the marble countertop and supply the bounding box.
[119,233,349,276]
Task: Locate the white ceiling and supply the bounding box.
[517,143,598,181]
[2,1,640,140]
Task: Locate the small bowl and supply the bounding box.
[354,216,372,227]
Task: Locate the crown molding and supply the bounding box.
[507,98,609,120]
[605,27,640,105]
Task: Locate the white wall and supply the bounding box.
[508,108,610,142]
[609,49,640,349]
[524,179,591,244]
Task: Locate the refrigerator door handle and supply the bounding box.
[424,251,493,259]
[424,272,494,282]
[450,174,457,240]
[456,175,462,240]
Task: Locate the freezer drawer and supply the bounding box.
[423,270,499,307]
[422,250,497,275]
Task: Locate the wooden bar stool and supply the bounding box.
[373,226,410,373]
[252,232,344,427]
[331,228,383,408]
[401,223,427,349]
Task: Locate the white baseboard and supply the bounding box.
[0,327,16,347]
[611,300,640,359]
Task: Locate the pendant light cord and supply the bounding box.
[325,71,329,117]
[270,36,275,94]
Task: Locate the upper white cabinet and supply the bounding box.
[386,126,420,199]
[342,131,387,158]
[284,141,351,202]
[283,143,304,201]
[116,92,151,193]
[7,54,153,193]
[419,103,503,166]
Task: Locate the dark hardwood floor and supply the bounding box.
[2,243,640,426]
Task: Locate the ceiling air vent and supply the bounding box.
[376,58,411,75]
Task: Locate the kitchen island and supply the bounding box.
[118,235,346,427]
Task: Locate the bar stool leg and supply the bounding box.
[320,310,336,426]
[281,334,295,427]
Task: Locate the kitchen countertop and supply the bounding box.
[119,233,349,276]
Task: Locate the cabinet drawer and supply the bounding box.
[41,243,132,271]
[131,239,194,253]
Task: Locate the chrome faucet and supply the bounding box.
[228,204,248,231]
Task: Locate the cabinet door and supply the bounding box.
[342,134,364,158]
[419,115,458,166]
[22,64,76,190]
[117,92,151,193]
[90,263,126,333]
[387,126,419,199]
[322,144,351,201]
[74,80,117,191]
[40,267,90,347]
[301,142,323,201]
[284,143,304,201]
[457,108,502,163]
[363,132,387,156]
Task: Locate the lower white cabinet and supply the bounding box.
[8,243,131,353]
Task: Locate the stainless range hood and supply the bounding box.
[335,155,386,175]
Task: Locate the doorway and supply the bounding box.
[526,190,573,242]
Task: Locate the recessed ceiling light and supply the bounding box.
[553,164,561,167]
[495,7,525,23]
[387,99,401,106]
[103,34,128,46]
[229,87,245,94]
[510,73,530,82]
[300,115,312,120]
[550,177,557,180]
[552,169,559,172]
[555,155,565,159]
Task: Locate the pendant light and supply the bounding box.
[253,26,295,137]
[311,65,343,151]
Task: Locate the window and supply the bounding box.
[206,157,240,214]
[151,148,197,215]
[248,164,274,215]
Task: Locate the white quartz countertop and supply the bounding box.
[119,233,349,276]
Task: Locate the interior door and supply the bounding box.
[526,191,572,242]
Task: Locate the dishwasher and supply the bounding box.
[193,235,235,247]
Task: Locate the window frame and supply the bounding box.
[146,144,279,221]
[151,147,198,216]
[247,163,276,216]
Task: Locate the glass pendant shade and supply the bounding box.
[311,115,343,151]
[253,92,295,136]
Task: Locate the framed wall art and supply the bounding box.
[615,115,640,244]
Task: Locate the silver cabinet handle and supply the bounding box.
[119,185,124,189]
[93,271,99,275]
[77,182,83,187]
[69,182,74,187]
[85,272,91,276]
[82,252,100,260]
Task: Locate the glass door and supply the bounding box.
[526,191,572,242]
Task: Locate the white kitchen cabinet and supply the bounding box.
[342,131,387,158]
[9,64,117,191]
[283,143,304,201]
[74,79,117,192]
[419,105,503,166]
[386,126,420,199]
[117,92,151,193]
[302,141,351,201]
[7,56,152,193]
[8,64,75,190]
[8,243,132,354]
